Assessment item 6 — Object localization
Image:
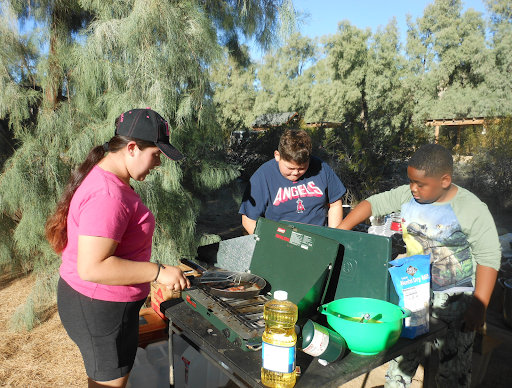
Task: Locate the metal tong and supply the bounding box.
[199,273,242,285]
[180,258,242,285]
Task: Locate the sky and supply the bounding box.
[17,0,490,60]
[250,0,489,58]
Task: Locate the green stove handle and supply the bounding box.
[318,305,352,320]
[318,304,328,315]
[399,307,412,319]
[320,304,411,322]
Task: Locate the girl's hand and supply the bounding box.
[156,265,191,291]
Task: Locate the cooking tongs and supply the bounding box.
[180,258,240,283]
[198,272,242,285]
[180,258,267,299]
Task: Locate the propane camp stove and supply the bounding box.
[182,287,271,351]
[177,218,402,353]
[181,218,343,351]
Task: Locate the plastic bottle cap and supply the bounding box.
[273,290,288,300]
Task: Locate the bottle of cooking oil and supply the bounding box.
[261,290,298,388]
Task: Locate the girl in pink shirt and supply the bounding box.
[45,109,190,388]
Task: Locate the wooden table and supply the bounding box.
[163,299,447,388]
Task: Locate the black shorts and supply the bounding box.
[57,277,146,382]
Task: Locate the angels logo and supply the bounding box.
[273,182,323,206]
[296,198,305,213]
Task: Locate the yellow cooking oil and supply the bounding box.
[261,290,298,388]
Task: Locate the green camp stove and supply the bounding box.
[181,218,398,351]
[181,218,341,351]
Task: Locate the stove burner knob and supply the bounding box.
[222,328,231,339]
[233,337,242,348]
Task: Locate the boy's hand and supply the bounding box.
[337,200,372,230]
[461,298,486,332]
[461,265,498,332]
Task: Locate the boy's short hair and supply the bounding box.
[278,129,312,165]
[408,143,453,177]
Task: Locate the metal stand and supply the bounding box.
[164,300,447,388]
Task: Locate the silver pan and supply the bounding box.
[180,258,266,299]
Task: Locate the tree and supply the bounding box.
[210,46,257,131]
[405,0,489,121]
[365,19,414,155]
[472,0,512,116]
[252,32,318,118]
[0,0,298,330]
[319,20,372,127]
[10,0,93,110]
[304,20,420,202]
[461,116,512,207]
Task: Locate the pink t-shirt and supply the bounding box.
[60,165,155,302]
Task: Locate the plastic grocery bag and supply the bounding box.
[388,254,431,339]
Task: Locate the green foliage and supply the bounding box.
[314,123,429,206]
[252,33,318,119]
[210,47,257,131]
[0,0,297,331]
[474,0,512,116]
[0,5,40,131]
[302,19,424,202]
[405,0,491,121]
[214,1,512,206]
[201,0,304,54]
[460,117,512,208]
[0,214,20,272]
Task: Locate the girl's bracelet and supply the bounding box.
[154,261,166,282]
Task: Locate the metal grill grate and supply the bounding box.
[201,287,270,331]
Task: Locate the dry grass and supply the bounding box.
[0,273,87,388]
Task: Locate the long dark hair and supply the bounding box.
[45,135,156,254]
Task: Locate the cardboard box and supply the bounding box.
[138,307,167,348]
[151,282,178,320]
[150,263,200,320]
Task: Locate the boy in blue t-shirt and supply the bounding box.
[239,129,346,234]
[338,144,500,388]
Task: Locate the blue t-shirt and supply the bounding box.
[239,156,346,226]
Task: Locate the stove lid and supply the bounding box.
[196,234,257,273]
[284,221,395,303]
[250,218,340,318]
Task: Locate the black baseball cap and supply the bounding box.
[115,108,185,161]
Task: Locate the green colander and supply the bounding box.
[319,298,411,355]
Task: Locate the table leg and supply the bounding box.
[168,318,175,388]
[423,342,431,388]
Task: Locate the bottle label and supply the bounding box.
[262,342,296,373]
[302,325,330,357]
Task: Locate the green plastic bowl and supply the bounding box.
[319,298,410,355]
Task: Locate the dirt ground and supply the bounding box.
[1,184,512,388]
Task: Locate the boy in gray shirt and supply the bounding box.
[338,144,500,388]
